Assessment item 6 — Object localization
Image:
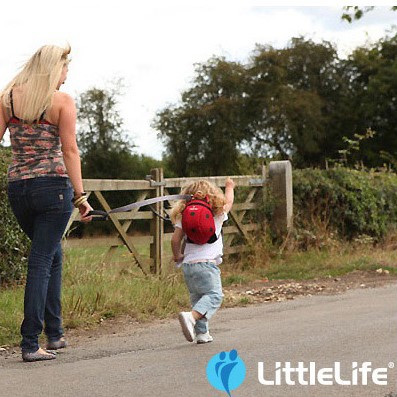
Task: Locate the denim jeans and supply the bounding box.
[182,262,224,334]
[7,177,73,353]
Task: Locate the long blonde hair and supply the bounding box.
[1,44,71,123]
[170,180,226,224]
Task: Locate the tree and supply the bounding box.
[342,6,397,23]
[154,34,397,173]
[154,37,352,174]
[77,79,132,156]
[75,81,170,235]
[246,37,349,167]
[76,79,134,179]
[342,32,397,166]
[154,57,249,176]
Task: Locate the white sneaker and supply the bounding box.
[178,312,196,342]
[196,332,214,344]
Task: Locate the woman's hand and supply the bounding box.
[79,201,93,223]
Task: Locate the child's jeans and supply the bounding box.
[182,261,223,334]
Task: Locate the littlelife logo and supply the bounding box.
[258,361,393,386]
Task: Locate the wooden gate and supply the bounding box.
[63,162,292,274]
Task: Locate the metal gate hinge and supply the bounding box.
[145,175,167,187]
[249,178,266,186]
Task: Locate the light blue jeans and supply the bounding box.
[182,262,223,334]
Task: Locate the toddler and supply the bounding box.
[171,178,234,343]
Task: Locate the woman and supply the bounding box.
[0,44,92,362]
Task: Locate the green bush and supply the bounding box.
[0,148,29,284]
[293,167,397,241]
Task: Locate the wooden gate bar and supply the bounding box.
[94,191,148,274]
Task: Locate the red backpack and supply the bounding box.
[182,196,218,244]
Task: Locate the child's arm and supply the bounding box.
[223,177,235,214]
[171,227,185,263]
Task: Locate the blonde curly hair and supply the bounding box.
[170,180,226,224]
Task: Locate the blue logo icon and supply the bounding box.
[206,349,246,396]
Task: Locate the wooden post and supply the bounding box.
[149,168,164,274]
[268,161,293,235]
[261,164,267,205]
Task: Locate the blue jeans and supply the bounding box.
[7,177,73,353]
[182,262,224,334]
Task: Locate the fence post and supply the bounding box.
[149,168,164,274]
[261,164,267,204]
[268,160,293,235]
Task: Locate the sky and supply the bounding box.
[1,2,396,159]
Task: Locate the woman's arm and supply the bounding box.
[0,103,7,142]
[58,93,84,194]
[57,92,92,221]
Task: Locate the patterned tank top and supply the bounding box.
[7,90,68,182]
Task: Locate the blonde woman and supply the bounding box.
[0,45,92,362]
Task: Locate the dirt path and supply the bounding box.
[223,268,397,305]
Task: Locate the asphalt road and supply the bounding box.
[1,284,396,397]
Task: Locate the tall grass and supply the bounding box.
[63,247,190,328]
[0,246,190,347]
[0,285,24,346]
[239,234,397,280]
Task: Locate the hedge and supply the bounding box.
[293,167,397,241]
[0,148,29,284]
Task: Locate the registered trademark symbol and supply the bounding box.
[388,362,394,369]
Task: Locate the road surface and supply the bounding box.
[1,284,396,397]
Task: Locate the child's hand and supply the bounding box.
[173,253,184,264]
[225,177,235,189]
[224,178,235,214]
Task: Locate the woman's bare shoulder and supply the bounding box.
[52,91,75,106]
[46,92,75,125]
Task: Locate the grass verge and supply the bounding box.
[1,242,396,347]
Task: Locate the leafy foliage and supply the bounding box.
[342,6,396,23]
[293,168,397,243]
[341,6,375,23]
[246,37,346,167]
[76,81,174,180]
[154,57,249,176]
[154,37,361,174]
[75,82,174,236]
[344,33,397,166]
[76,80,133,159]
[75,78,140,199]
[0,148,29,284]
[155,33,397,175]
